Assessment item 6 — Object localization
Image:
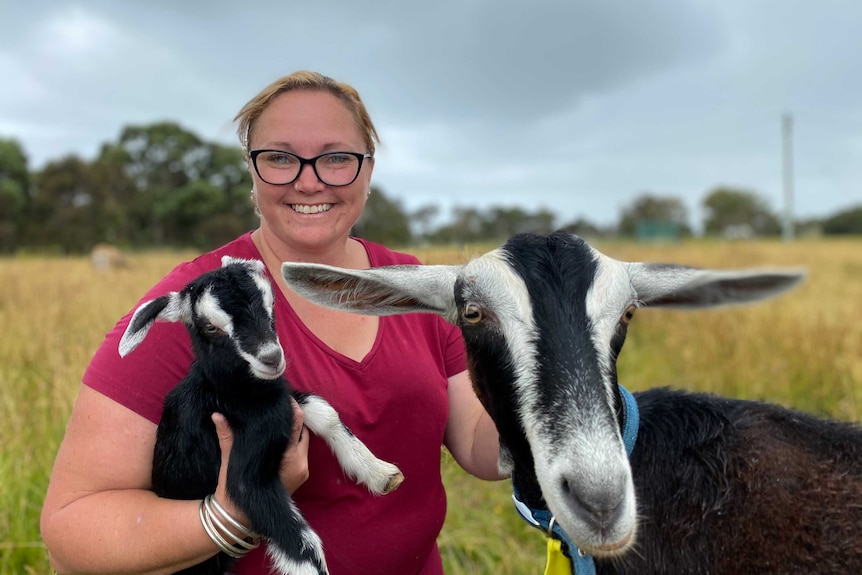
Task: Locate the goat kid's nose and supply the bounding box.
[259,348,283,368]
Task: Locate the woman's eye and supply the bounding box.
[324,153,351,165]
[265,152,296,166]
[462,303,483,324]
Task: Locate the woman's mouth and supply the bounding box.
[290,203,332,214]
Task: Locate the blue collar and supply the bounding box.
[512,385,639,575]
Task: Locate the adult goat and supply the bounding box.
[119,256,403,575]
[280,232,862,574]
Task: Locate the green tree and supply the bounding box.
[560,217,607,239]
[429,206,484,244]
[30,155,102,252]
[702,187,780,237]
[155,180,225,248]
[821,205,862,235]
[478,206,556,240]
[203,143,256,245]
[618,194,690,238]
[113,122,208,244]
[0,138,30,252]
[352,186,412,246]
[100,123,253,247]
[410,204,440,243]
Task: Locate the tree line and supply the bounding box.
[1,122,860,254]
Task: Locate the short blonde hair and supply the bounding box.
[234,71,379,155]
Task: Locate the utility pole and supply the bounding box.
[782,113,795,242]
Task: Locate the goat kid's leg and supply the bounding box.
[249,493,327,575]
[295,393,404,494]
[228,428,328,575]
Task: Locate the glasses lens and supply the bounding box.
[255,151,300,185]
[314,153,361,186]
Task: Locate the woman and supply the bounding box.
[41,71,504,575]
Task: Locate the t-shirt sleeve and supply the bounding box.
[441,317,467,378]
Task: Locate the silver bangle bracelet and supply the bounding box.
[199,499,245,558]
[199,495,261,558]
[207,494,260,542]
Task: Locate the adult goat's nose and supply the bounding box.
[560,474,627,533]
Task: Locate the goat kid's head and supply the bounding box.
[280,232,805,556]
[119,256,285,380]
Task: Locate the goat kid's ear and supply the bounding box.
[281,263,460,320]
[627,263,807,310]
[118,292,190,357]
[221,255,265,274]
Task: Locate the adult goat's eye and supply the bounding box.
[620,305,636,326]
[462,303,483,324]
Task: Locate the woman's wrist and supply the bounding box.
[199,494,260,558]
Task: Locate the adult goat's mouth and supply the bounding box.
[291,203,332,214]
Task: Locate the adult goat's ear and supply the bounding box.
[118,292,190,357]
[281,262,460,320]
[627,263,806,310]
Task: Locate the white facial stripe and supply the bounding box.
[465,250,542,443]
[586,249,635,410]
[195,288,232,336]
[251,270,275,319]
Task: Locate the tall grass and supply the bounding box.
[1,238,859,574]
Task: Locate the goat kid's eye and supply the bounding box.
[202,323,224,336]
[461,303,483,324]
[620,305,636,326]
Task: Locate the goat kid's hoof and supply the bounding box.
[383,471,405,494]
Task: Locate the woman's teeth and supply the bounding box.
[291,204,332,214]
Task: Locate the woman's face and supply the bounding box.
[248,90,373,255]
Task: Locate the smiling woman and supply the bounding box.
[39,70,505,575]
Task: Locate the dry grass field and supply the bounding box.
[1,237,860,574]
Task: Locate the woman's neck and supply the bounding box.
[250,227,369,272]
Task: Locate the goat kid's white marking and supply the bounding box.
[301,396,400,494]
[265,502,327,575]
[195,289,233,336]
[119,292,191,357]
[251,270,276,320]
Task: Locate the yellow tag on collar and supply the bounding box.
[544,537,572,575]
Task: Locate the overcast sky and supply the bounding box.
[1,0,859,229]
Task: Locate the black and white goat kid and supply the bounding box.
[118,257,404,575]
[280,232,862,574]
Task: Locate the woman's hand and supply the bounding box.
[211,397,310,524]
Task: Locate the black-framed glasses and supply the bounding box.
[249,150,372,187]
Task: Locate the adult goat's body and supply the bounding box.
[119,257,403,575]
[619,387,862,573]
[280,232,862,574]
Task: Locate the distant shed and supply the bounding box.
[636,220,680,242]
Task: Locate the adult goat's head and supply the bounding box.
[119,256,285,381]
[280,232,804,556]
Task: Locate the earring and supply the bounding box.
[250,188,261,217]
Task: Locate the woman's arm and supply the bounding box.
[443,370,508,481]
[40,386,309,575]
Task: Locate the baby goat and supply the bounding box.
[119,256,403,575]
[281,232,862,574]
